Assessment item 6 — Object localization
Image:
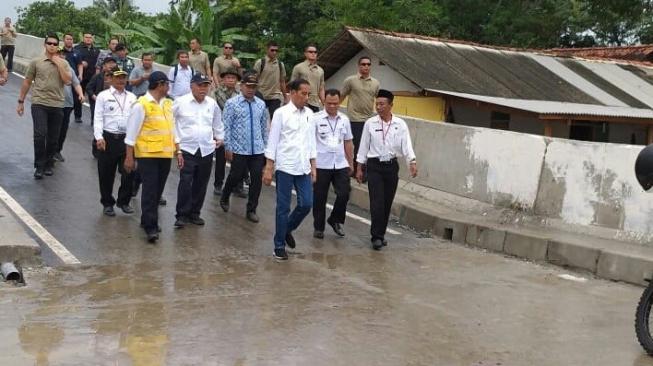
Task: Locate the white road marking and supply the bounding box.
[557,274,587,283]
[13,72,91,107]
[0,186,80,265]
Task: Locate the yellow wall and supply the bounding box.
[342,95,445,122]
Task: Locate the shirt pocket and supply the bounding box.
[137,135,164,153]
[316,123,330,136]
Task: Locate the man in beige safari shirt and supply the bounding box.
[213,42,241,85]
[253,41,287,118]
[291,44,325,113]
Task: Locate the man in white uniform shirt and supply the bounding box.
[263,79,317,260]
[94,67,138,216]
[167,50,194,99]
[356,89,418,250]
[173,74,223,227]
[311,89,354,239]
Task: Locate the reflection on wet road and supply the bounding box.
[0,75,653,365]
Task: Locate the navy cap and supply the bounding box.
[191,73,212,84]
[148,71,169,85]
[115,43,126,52]
[103,56,117,65]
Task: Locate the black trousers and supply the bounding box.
[58,107,72,153]
[176,150,213,219]
[264,99,281,119]
[72,86,82,120]
[97,132,134,207]
[222,153,264,213]
[1,45,14,71]
[137,158,171,233]
[351,121,365,171]
[313,167,350,231]
[31,104,63,169]
[214,145,226,189]
[366,158,399,241]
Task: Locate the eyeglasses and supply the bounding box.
[224,46,233,49]
[45,42,58,46]
[269,49,279,52]
[360,63,371,66]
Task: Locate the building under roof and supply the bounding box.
[320,27,653,144]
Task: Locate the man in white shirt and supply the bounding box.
[263,79,317,260]
[173,74,223,227]
[94,67,138,216]
[167,50,194,99]
[311,89,354,239]
[355,89,419,250]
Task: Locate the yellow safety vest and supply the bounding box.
[134,96,175,158]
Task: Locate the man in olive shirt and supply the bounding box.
[16,34,72,179]
[189,38,212,78]
[253,41,287,118]
[213,42,241,85]
[341,56,380,172]
[291,44,325,113]
[0,17,16,71]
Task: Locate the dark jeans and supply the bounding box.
[264,99,281,119]
[366,158,399,241]
[137,158,171,234]
[313,168,350,231]
[214,145,226,189]
[1,45,14,70]
[274,171,313,250]
[176,150,213,219]
[31,104,63,169]
[58,107,73,153]
[351,121,365,171]
[97,132,134,207]
[222,153,264,213]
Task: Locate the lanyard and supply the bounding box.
[380,119,391,145]
[326,116,338,135]
[111,91,127,115]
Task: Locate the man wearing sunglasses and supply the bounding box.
[254,41,287,118]
[290,44,325,113]
[212,42,241,86]
[16,33,72,179]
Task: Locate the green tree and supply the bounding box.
[582,0,652,45]
[16,0,109,38]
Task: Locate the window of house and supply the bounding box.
[490,111,510,130]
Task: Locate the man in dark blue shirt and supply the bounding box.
[63,33,84,123]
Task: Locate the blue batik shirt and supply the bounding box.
[223,94,268,155]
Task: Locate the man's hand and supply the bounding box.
[225,150,233,162]
[409,162,418,178]
[52,55,67,67]
[232,59,241,68]
[96,138,106,151]
[0,77,7,86]
[355,165,364,184]
[124,155,135,173]
[177,153,184,169]
[214,139,223,148]
[310,166,317,184]
[82,60,88,68]
[16,103,23,116]
[347,163,354,177]
[78,93,85,103]
[262,164,274,186]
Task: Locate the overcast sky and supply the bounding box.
[3,0,168,22]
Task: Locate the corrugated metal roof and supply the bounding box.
[427,89,653,119]
[320,27,653,120]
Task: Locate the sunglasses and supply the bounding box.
[306,50,317,53]
[269,49,279,52]
[360,63,371,66]
[224,46,233,49]
[45,42,58,46]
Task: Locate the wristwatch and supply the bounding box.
[17,99,24,104]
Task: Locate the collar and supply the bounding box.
[266,56,278,63]
[305,60,318,67]
[222,54,233,60]
[178,64,190,70]
[237,94,256,104]
[374,114,395,125]
[358,73,372,80]
[317,110,340,121]
[288,102,307,114]
[110,86,126,95]
[191,50,202,55]
[190,95,207,105]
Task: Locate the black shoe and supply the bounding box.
[189,216,205,225]
[235,188,248,198]
[34,169,44,180]
[383,239,388,246]
[273,248,288,260]
[140,223,162,232]
[246,211,259,223]
[313,230,324,239]
[285,232,296,249]
[147,232,159,243]
[53,152,65,162]
[159,198,167,206]
[372,239,384,251]
[174,217,188,228]
[327,218,345,237]
[103,206,116,217]
[44,167,54,176]
[219,199,229,212]
[119,205,134,214]
[213,186,222,196]
[74,118,83,124]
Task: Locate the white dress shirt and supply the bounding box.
[356,114,417,165]
[125,92,171,146]
[172,93,224,157]
[312,110,353,170]
[265,102,316,175]
[94,86,137,140]
[167,65,193,98]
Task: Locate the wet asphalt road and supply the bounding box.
[1,75,653,365]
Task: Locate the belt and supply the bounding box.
[368,157,397,165]
[103,131,126,139]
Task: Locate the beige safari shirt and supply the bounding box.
[341,74,380,123]
[213,55,240,79]
[25,55,66,108]
[291,60,324,107]
[253,56,286,101]
[189,50,211,75]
